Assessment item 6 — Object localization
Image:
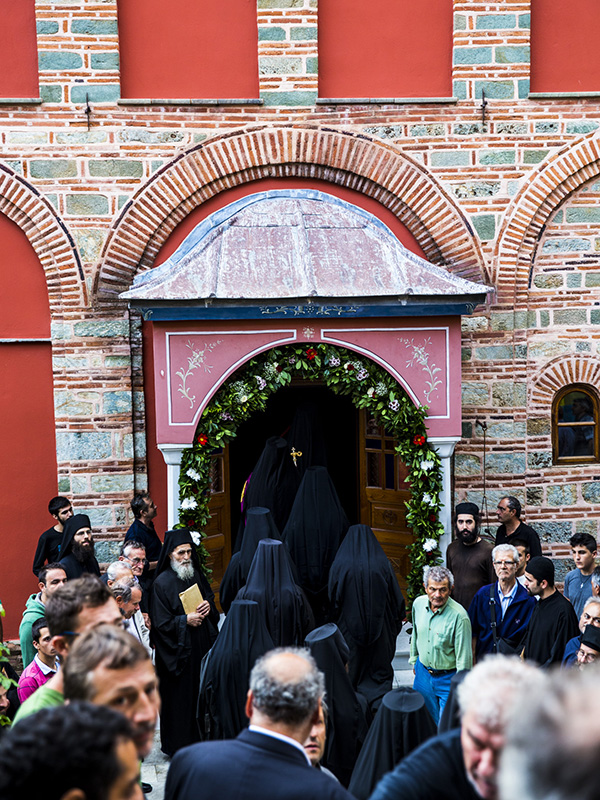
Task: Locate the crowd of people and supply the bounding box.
[0,440,599,799]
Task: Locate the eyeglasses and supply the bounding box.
[582,611,600,626]
[494,561,517,568]
[577,649,598,663]
[127,557,147,565]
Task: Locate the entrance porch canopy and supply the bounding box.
[121,189,490,531]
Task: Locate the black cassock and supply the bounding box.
[305,623,368,787]
[239,436,289,536]
[282,465,349,625]
[329,524,405,713]
[349,689,438,800]
[220,507,282,614]
[150,530,219,757]
[236,538,314,646]
[197,599,274,740]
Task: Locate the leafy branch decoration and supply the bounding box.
[176,339,223,409]
[178,343,444,607]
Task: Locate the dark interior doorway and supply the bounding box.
[228,382,359,539]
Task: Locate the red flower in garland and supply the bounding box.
[276,364,283,373]
[429,513,437,523]
[413,435,426,446]
[186,518,195,527]
[196,434,208,446]
[306,348,317,361]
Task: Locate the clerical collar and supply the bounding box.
[248,724,311,764]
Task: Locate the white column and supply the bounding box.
[158,444,185,529]
[428,436,460,559]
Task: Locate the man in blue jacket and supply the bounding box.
[469,544,536,661]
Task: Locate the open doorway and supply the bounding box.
[229,382,360,538]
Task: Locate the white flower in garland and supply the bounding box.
[186,468,201,482]
[221,411,233,421]
[389,399,400,411]
[375,381,387,396]
[189,531,201,546]
[357,368,368,381]
[367,387,376,398]
[423,538,438,552]
[420,460,435,471]
[239,395,249,404]
[329,355,340,366]
[422,493,437,506]
[255,376,267,390]
[263,363,278,379]
[181,497,198,511]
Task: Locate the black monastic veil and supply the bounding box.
[329,524,405,712]
[197,598,274,741]
[283,465,349,624]
[305,623,368,787]
[236,538,314,646]
[348,688,437,800]
[220,506,281,613]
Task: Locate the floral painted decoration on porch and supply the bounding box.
[178,343,444,604]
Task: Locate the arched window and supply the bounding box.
[553,385,599,464]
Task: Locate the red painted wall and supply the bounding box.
[531,0,600,93]
[0,215,56,638]
[318,0,453,98]
[117,0,259,100]
[0,0,38,99]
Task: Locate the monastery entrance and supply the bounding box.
[122,187,489,595]
[202,382,413,595]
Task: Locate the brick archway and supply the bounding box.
[495,131,600,305]
[94,124,485,305]
[530,354,600,410]
[0,162,85,312]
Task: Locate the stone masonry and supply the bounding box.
[2,0,600,575]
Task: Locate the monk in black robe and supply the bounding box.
[58,514,101,580]
[329,524,405,713]
[150,529,219,757]
[238,436,289,538]
[197,599,274,740]
[220,507,282,613]
[236,539,314,646]
[276,402,328,523]
[305,623,368,786]
[283,465,349,625]
[349,688,438,800]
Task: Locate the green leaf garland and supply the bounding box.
[177,343,443,605]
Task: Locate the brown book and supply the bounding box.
[179,583,204,614]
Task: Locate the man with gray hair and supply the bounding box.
[410,566,472,723]
[370,656,542,800]
[165,648,353,800]
[499,667,599,800]
[468,544,536,661]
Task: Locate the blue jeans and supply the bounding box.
[413,658,455,724]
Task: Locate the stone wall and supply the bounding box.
[1,0,599,574]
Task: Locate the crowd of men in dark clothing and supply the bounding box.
[1,469,600,799]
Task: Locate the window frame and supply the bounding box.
[552,383,599,465]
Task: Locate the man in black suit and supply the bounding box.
[165,647,353,800]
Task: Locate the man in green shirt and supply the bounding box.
[410,565,472,723]
[19,563,67,668]
[13,575,122,725]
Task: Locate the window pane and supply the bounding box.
[367,452,381,487]
[385,453,395,490]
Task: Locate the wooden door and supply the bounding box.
[205,446,231,604]
[359,411,412,594]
